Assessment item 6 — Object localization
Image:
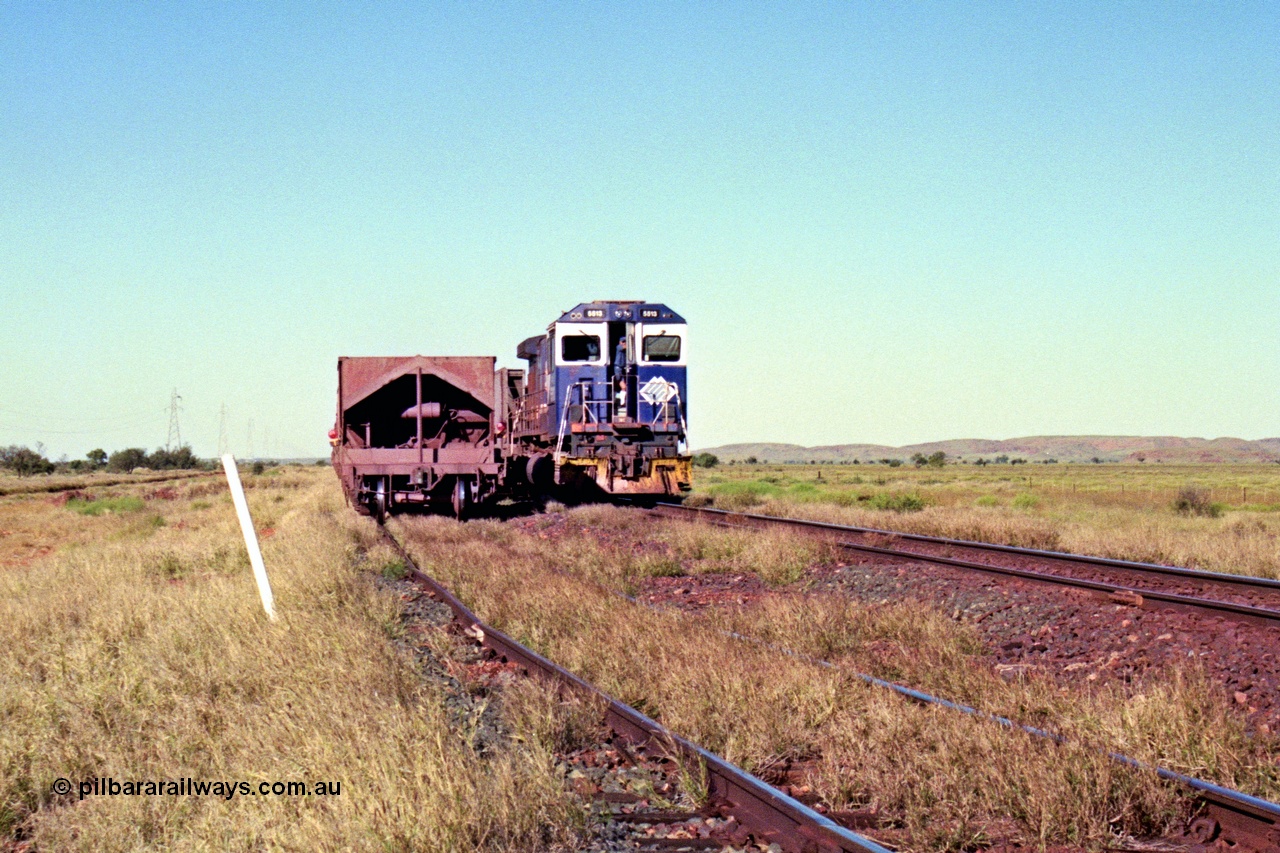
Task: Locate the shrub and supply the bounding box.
[975,495,999,508]
[912,451,946,468]
[0,445,55,476]
[107,448,149,472]
[147,445,201,470]
[867,492,925,512]
[692,453,720,468]
[1012,493,1039,510]
[1172,487,1222,518]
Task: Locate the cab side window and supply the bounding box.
[561,334,601,362]
[642,335,680,362]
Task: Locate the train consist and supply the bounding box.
[331,301,691,519]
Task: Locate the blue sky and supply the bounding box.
[2,2,1276,459]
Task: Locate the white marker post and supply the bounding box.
[221,454,277,621]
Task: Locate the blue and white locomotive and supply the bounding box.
[507,300,691,498]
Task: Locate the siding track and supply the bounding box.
[376,520,891,853]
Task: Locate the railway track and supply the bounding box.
[613,501,1280,851]
[0,469,220,497]
[386,510,1280,852]
[642,503,1280,629]
[375,521,891,853]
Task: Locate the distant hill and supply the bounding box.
[698,436,1280,464]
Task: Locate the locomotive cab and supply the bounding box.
[511,301,691,498]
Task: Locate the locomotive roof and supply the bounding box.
[556,301,685,324]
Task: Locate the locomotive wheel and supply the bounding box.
[451,478,469,520]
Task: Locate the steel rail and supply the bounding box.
[626,583,1280,840]
[722,633,1280,851]
[647,504,1280,628]
[377,522,892,853]
[656,503,1280,591]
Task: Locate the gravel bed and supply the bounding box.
[841,529,1280,617]
[806,554,1280,733]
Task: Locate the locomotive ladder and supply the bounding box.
[553,385,573,483]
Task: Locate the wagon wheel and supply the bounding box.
[370,477,389,524]
[451,477,469,521]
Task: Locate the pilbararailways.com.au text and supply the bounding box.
[52,777,342,801]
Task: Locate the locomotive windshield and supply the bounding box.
[642,334,680,362]
[561,334,601,362]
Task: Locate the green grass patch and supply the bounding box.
[706,480,783,509]
[635,554,684,578]
[380,559,408,581]
[1012,493,1040,510]
[867,492,926,512]
[66,495,146,516]
[975,495,1000,507]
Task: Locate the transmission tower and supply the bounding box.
[165,389,183,450]
[217,404,229,457]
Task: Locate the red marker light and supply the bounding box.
[327,428,338,440]
[493,422,506,436]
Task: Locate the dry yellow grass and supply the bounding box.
[696,464,1280,578]
[394,509,1280,850]
[0,470,217,497]
[1,470,583,851]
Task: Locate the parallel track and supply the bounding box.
[0,469,220,497]
[644,503,1280,628]
[630,501,1280,850]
